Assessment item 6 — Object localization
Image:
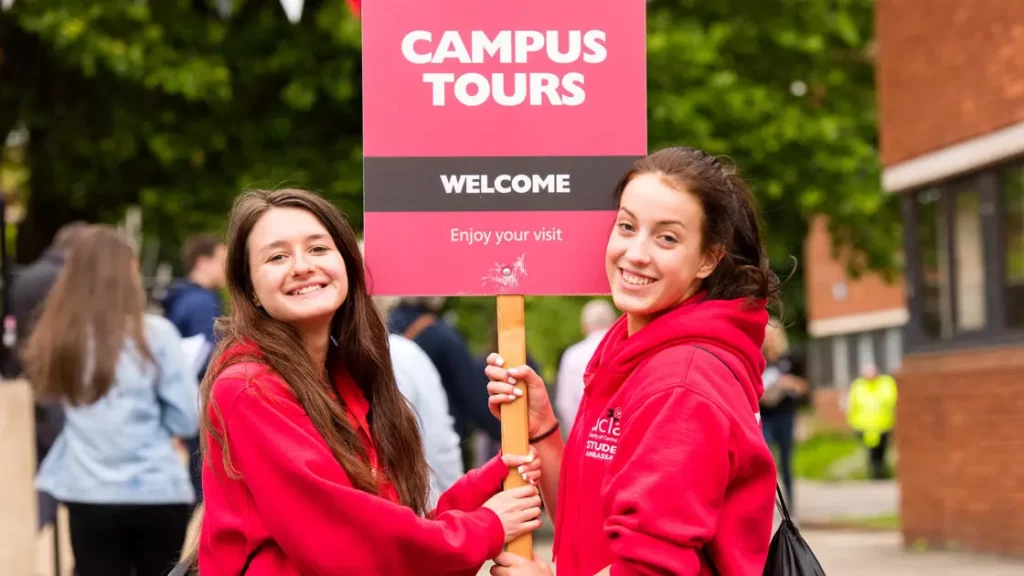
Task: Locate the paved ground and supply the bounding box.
[478,479,1024,575]
[792,478,901,524]
[28,480,1024,576]
[479,531,1024,575]
[798,530,1024,576]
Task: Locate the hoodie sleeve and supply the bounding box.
[431,455,507,516]
[602,387,731,576]
[216,375,506,576]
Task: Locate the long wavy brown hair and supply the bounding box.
[22,225,154,405]
[200,188,430,513]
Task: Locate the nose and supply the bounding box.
[624,236,651,267]
[290,253,315,276]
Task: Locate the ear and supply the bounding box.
[696,245,724,280]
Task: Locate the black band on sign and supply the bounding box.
[363,155,638,212]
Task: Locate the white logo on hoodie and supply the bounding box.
[584,407,623,461]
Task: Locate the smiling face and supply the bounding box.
[605,173,719,334]
[246,206,349,335]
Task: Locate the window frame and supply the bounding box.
[902,157,1024,353]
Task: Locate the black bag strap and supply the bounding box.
[240,541,269,575]
[692,345,794,574]
[702,547,722,576]
[168,540,268,576]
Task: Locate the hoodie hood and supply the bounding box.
[584,292,768,404]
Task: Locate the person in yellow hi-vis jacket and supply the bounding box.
[847,363,898,479]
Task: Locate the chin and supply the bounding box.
[610,291,655,316]
[280,300,341,325]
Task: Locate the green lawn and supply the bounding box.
[848,513,901,530]
[791,432,864,480]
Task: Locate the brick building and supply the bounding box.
[876,0,1024,557]
[802,216,906,431]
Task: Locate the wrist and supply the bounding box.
[531,412,558,438]
[529,420,560,444]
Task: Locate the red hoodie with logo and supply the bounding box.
[198,343,508,576]
[551,294,778,576]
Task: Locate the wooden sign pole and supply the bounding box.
[496,294,532,559]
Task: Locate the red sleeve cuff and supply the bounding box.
[432,455,508,517]
[475,454,510,494]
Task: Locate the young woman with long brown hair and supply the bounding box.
[190,189,542,576]
[486,147,782,575]
[25,225,200,576]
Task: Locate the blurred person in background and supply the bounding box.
[22,225,200,576]
[759,318,808,510]
[847,362,898,480]
[388,296,501,467]
[362,243,464,506]
[9,220,89,531]
[385,330,465,506]
[163,233,228,370]
[554,298,618,435]
[162,233,228,506]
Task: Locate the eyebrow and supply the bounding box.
[620,207,686,229]
[258,233,330,255]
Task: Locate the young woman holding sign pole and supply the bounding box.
[180,189,544,576]
[486,147,780,576]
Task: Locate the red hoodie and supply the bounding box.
[199,343,508,576]
[551,294,777,576]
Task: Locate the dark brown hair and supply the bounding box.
[181,233,224,273]
[22,225,154,405]
[201,188,430,514]
[614,146,782,307]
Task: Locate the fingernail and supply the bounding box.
[495,355,505,366]
[526,453,534,462]
[507,394,517,401]
[518,465,525,475]
[508,377,517,384]
[508,368,518,376]
[513,388,523,397]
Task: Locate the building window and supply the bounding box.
[809,327,904,390]
[832,335,849,388]
[903,159,1024,351]
[915,188,951,340]
[1005,165,1024,327]
[885,327,903,373]
[953,188,987,333]
[807,337,835,388]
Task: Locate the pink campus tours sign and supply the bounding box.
[361,0,647,295]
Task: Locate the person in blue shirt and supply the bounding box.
[22,225,199,576]
[162,233,227,504]
[163,234,227,357]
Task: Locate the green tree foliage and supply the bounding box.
[0,0,899,371]
[1,0,364,265]
[647,0,900,273]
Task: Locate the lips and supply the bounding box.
[620,269,655,286]
[287,283,327,296]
